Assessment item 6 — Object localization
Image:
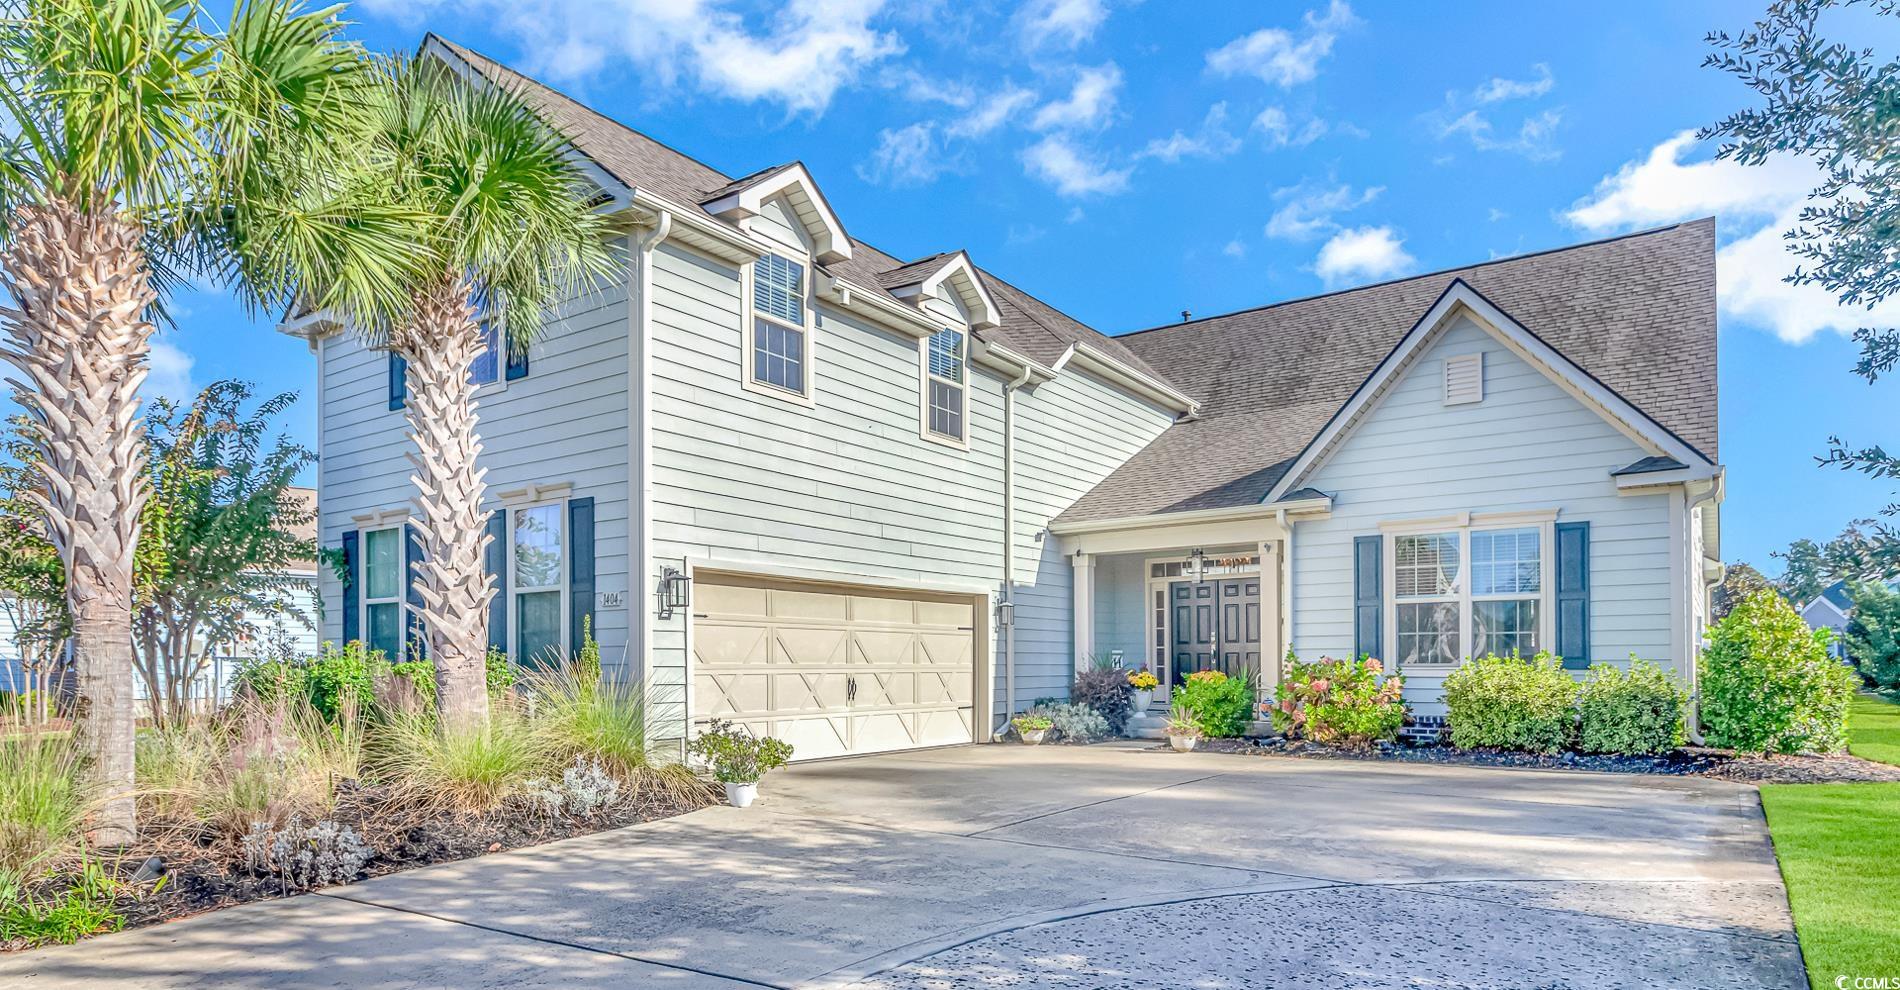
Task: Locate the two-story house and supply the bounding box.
[286,36,1723,757]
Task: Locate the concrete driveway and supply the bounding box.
[0,743,1804,989]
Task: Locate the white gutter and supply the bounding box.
[1052,341,1199,416]
[1047,495,1333,537]
[630,209,673,681]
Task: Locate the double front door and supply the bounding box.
[1169,578,1261,687]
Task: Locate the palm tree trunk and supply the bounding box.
[397,273,495,729]
[0,197,156,844]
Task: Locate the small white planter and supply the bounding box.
[1131,688,1155,712]
[1018,728,1048,745]
[1167,734,1200,753]
[724,781,759,808]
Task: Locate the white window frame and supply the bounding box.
[919,327,970,449]
[506,498,570,666]
[741,250,817,407]
[1380,510,1557,669]
[359,524,408,662]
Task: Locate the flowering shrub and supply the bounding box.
[1442,652,1578,754]
[1701,590,1857,754]
[1577,659,1686,755]
[1127,669,1159,691]
[1173,670,1254,738]
[1271,656,1405,746]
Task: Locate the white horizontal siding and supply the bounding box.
[316,248,633,676]
[1291,314,1676,712]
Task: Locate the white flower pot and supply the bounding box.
[1019,728,1048,745]
[1131,688,1155,711]
[724,781,759,808]
[1168,734,1199,753]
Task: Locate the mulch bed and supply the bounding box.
[8,783,714,949]
[1188,736,1900,784]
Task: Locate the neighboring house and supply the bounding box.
[1801,581,1854,660]
[287,37,1723,757]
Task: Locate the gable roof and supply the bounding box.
[1058,220,1718,523]
[428,35,1164,386]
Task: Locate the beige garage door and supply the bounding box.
[690,573,977,760]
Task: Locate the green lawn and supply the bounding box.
[1760,693,1900,989]
[1847,691,1900,767]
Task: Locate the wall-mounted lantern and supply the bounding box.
[657,566,691,620]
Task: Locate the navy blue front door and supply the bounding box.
[1170,578,1260,687]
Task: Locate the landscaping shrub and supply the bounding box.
[1071,662,1133,735]
[1173,670,1254,738]
[240,817,371,893]
[0,860,125,948]
[1845,581,1900,688]
[1701,589,1857,754]
[1441,652,1578,753]
[371,706,544,813]
[235,641,520,723]
[522,662,707,804]
[522,758,621,820]
[1271,655,1405,746]
[0,734,89,877]
[1577,659,1686,755]
[1023,701,1111,742]
[138,699,360,837]
[688,720,794,783]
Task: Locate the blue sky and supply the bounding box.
[148,0,1898,575]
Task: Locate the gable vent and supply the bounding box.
[1443,353,1484,406]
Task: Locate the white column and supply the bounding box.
[1072,552,1094,678]
[1258,539,1283,685]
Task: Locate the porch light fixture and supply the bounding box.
[657,566,691,620]
[1188,547,1206,582]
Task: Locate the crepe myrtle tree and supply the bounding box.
[0,0,394,842]
[229,54,613,729]
[1705,1,1900,516]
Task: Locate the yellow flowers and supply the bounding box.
[1126,670,1159,691]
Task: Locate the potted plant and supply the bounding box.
[688,719,794,808]
[1012,714,1053,745]
[1165,704,1204,752]
[1127,668,1159,712]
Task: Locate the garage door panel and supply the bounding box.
[692,573,977,760]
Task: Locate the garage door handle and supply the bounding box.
[846,676,856,701]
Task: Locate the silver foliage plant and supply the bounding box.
[522,757,621,820]
[241,817,371,891]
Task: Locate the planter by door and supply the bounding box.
[1168,734,1199,753]
[1019,728,1048,745]
[1131,688,1155,711]
[724,782,759,808]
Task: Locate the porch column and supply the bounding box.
[1072,552,1094,676]
[1258,539,1284,686]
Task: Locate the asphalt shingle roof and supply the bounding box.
[1058,219,1718,523]
[431,36,1162,382]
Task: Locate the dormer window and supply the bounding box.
[750,253,809,397]
[923,328,967,445]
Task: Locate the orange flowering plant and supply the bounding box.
[1271,653,1406,746]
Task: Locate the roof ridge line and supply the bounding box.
[1115,218,1713,340]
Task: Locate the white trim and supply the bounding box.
[918,328,971,451]
[741,251,819,407]
[685,556,995,599]
[1072,553,1094,681]
[1266,281,1717,502]
[1052,342,1199,416]
[350,506,411,530]
[1378,508,1557,534]
[630,219,667,682]
[496,481,574,507]
[1049,496,1330,538]
[1382,515,1556,670]
[357,523,408,661]
[884,252,1000,330]
[698,163,853,265]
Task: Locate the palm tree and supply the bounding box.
[231,54,612,729]
[0,0,394,842]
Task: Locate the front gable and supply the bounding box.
[700,162,852,264]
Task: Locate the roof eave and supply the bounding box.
[1049,493,1332,536]
[1053,342,1200,416]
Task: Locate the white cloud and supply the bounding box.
[1563,130,1891,343]
[946,85,1036,138]
[143,339,196,406]
[858,122,946,186]
[1252,106,1329,148]
[1314,226,1413,287]
[1563,130,1810,231]
[1265,180,1382,240]
[1222,238,1247,259]
[1137,103,1242,163]
[1473,63,1554,104]
[1019,0,1109,50]
[1487,207,1508,222]
[1022,135,1131,197]
[1439,107,1563,161]
[880,67,974,107]
[1206,0,1359,88]
[378,0,903,115]
[1030,63,1122,131]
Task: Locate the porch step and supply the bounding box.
[1126,711,1168,740]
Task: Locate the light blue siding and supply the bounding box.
[1292,314,1676,712]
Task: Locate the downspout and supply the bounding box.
[1684,479,1721,743]
[999,363,1033,737]
[630,210,672,685]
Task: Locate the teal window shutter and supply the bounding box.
[1353,535,1382,662]
[404,523,426,661]
[568,497,596,661]
[486,510,507,655]
[388,353,407,410]
[340,531,360,645]
[1555,521,1591,669]
[504,338,529,381]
